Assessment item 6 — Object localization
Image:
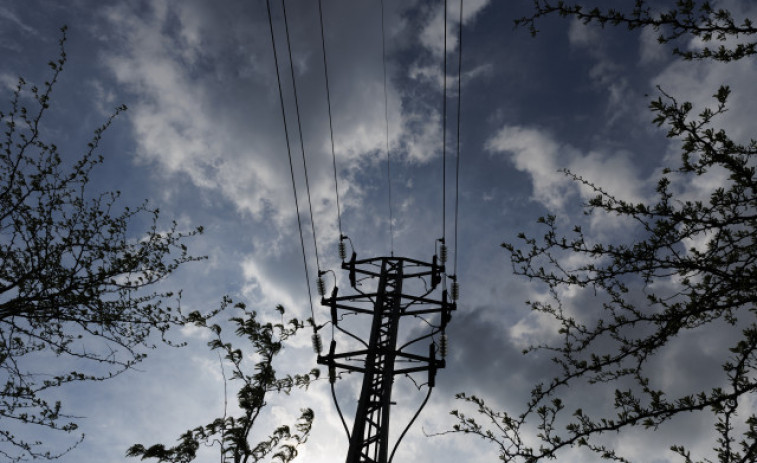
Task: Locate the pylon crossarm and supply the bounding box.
[330,303,376,315]
[400,307,449,316]
[394,256,441,267]
[321,344,440,365]
[330,292,380,302]
[321,255,452,463]
[329,361,368,374]
[394,364,441,375]
[394,350,440,364]
[324,349,370,360]
[328,299,446,315]
[346,256,441,273]
[329,303,446,317]
[343,264,382,279]
[397,292,451,305]
[400,269,437,278]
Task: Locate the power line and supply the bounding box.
[309,3,461,461]
[380,0,394,257]
[453,0,463,278]
[281,0,322,274]
[265,0,317,326]
[442,0,448,247]
[317,0,343,242]
[315,0,351,437]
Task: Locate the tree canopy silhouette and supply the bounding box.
[127,302,318,463]
[517,0,757,61]
[449,2,757,462]
[0,27,214,461]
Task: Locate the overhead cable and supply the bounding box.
[266,0,316,327]
[380,0,395,257]
[282,0,323,275]
[317,0,344,242]
[442,0,448,247]
[453,0,463,278]
[388,386,433,463]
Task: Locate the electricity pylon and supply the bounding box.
[317,251,454,463]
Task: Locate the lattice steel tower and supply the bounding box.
[262,0,465,458]
[315,247,456,463]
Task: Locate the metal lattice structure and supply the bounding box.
[264,0,465,460]
[317,253,454,463]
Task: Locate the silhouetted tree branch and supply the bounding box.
[516,0,757,61]
[0,26,216,461]
[127,302,318,463]
[446,2,757,462]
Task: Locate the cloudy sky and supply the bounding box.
[1,0,756,462]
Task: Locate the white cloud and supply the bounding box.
[639,26,666,64]
[568,17,600,48]
[0,72,17,91]
[568,149,644,205]
[647,1,757,143]
[86,79,117,115]
[0,6,37,36]
[241,257,304,317]
[419,0,491,57]
[653,58,757,145]
[401,109,442,163]
[509,309,561,350]
[409,62,492,93]
[99,0,363,239]
[486,125,575,211]
[487,124,649,238]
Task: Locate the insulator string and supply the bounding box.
[266,0,317,328]
[318,0,343,242]
[282,0,322,274]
